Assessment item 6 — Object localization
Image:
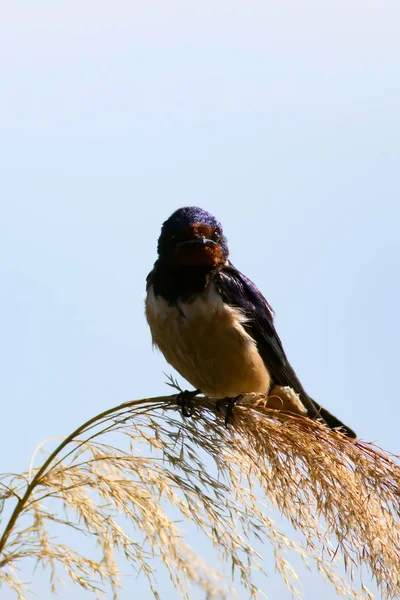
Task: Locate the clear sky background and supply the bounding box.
[1,1,399,598]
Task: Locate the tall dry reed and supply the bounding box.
[1,387,399,599]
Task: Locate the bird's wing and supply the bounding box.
[216,263,321,419]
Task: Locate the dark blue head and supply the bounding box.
[157,206,229,268]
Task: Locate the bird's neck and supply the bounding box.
[149,260,222,304]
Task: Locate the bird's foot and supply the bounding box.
[176,389,200,418]
[216,395,244,426]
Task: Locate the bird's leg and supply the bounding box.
[216,395,244,426]
[176,389,201,418]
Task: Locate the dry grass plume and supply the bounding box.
[0,383,399,599]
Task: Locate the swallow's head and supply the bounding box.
[157,206,229,268]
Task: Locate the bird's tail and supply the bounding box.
[309,399,356,439]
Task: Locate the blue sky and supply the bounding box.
[1,1,399,598]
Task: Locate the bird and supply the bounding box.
[145,206,356,438]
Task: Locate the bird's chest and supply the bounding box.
[146,284,271,398]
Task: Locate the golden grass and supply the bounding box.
[0,386,399,599]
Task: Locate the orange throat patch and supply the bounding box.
[174,243,224,267]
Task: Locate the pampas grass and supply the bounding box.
[1,386,399,599]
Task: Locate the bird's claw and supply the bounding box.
[216,395,244,426]
[176,389,200,418]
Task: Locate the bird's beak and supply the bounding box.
[177,237,217,248]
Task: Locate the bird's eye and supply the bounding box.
[212,230,220,241]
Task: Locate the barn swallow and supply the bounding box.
[145,206,356,438]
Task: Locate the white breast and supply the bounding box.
[145,283,271,398]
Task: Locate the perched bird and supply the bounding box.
[146,206,356,438]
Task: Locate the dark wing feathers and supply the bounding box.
[216,264,322,420]
[217,264,356,438]
[215,264,357,438]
